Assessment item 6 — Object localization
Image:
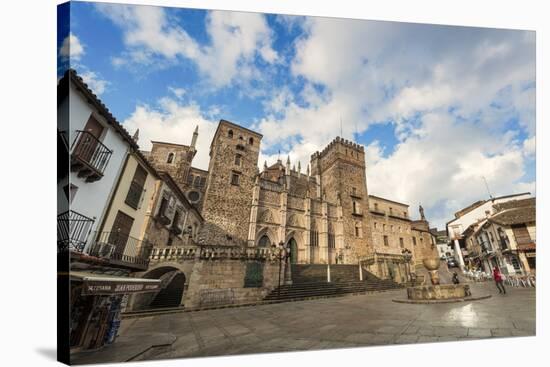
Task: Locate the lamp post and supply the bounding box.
[401,248,413,283]
[273,241,290,297]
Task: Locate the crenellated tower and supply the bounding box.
[310,137,373,262]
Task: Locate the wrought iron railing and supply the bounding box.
[71,130,113,177]
[89,231,153,268]
[149,244,280,262]
[57,210,94,253]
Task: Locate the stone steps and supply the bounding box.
[266,266,402,302]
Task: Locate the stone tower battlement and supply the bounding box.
[311,136,365,161]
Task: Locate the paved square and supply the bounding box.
[72,283,535,364]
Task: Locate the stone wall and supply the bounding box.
[184,259,280,308]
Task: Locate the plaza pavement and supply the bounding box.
[72,282,535,364]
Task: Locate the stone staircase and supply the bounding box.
[264,264,403,302]
[149,272,186,309]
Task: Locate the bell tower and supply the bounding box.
[200,120,263,246]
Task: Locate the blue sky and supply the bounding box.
[58,1,536,228]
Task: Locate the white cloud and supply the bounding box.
[59,32,85,61]
[168,86,186,99]
[258,18,535,228]
[95,4,278,89]
[121,97,217,170]
[79,70,109,96]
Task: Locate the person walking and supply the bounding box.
[452,272,460,285]
[493,266,506,294]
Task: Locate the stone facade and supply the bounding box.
[138,118,441,309]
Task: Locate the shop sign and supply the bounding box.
[525,252,536,258]
[83,280,160,295]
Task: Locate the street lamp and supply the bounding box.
[272,241,290,297]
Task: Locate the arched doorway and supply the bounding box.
[288,238,298,264]
[258,234,271,247]
[132,266,186,310]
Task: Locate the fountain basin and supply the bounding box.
[407,284,470,300]
[392,284,491,304]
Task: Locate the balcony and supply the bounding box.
[70,130,113,182]
[57,210,94,253]
[89,231,153,270]
[370,209,386,216]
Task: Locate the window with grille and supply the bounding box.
[231,172,240,186]
[310,230,319,247]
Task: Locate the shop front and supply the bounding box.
[69,272,161,351]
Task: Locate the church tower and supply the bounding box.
[200,120,263,246]
[310,137,373,262]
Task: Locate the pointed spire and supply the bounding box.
[298,161,301,173]
[263,160,268,170]
[132,128,139,143]
[306,164,310,177]
[191,125,199,148]
[286,155,290,165]
[292,164,296,172]
[285,155,291,175]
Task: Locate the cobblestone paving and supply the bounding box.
[72,283,535,364]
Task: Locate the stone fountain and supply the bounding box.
[393,256,490,304]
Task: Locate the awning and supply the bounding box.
[70,271,161,295]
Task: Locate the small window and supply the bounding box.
[158,196,169,217]
[403,211,407,217]
[200,177,206,187]
[231,172,240,186]
[249,137,254,145]
[374,203,379,211]
[413,237,417,246]
[399,237,404,248]
[235,154,242,166]
[236,144,245,151]
[373,222,377,229]
[391,225,394,232]
[187,174,193,185]
[239,135,244,140]
[194,176,201,187]
[352,187,357,195]
[228,130,233,138]
[167,152,174,164]
[383,235,389,246]
[389,207,393,215]
[187,190,200,202]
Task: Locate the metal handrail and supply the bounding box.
[57,210,94,252]
[71,130,113,175]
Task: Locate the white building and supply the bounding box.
[445,193,532,269]
[58,69,137,252]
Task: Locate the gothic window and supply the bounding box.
[235,154,242,166]
[187,174,193,185]
[249,137,254,145]
[187,190,200,203]
[200,177,206,187]
[194,176,201,187]
[310,230,319,247]
[258,235,271,247]
[228,129,233,138]
[167,152,174,164]
[231,172,240,186]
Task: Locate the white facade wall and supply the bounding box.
[66,83,130,248]
[446,194,532,238]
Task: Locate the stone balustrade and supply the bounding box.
[150,245,281,262]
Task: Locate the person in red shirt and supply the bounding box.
[493,266,506,294]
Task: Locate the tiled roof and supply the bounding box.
[59,68,139,150]
[490,206,536,226]
[492,197,536,212]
